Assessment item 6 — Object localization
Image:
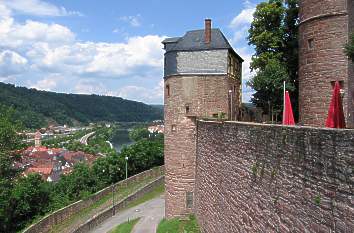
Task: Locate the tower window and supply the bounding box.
[166,84,170,97]
[171,124,176,132]
[185,104,190,114]
[186,191,193,208]
[308,38,314,49]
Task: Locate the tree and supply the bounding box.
[248,59,295,120]
[120,140,164,175]
[129,127,150,142]
[248,0,299,120]
[54,163,101,200]
[345,33,354,62]
[7,174,50,231]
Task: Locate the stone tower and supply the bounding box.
[34,131,42,147]
[299,0,354,127]
[163,19,243,218]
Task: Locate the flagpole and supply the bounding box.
[283,81,286,123]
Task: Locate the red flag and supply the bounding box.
[283,91,295,125]
[325,81,345,128]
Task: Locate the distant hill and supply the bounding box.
[0,82,163,129]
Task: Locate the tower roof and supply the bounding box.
[162,29,243,62]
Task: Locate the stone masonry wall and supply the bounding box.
[299,0,351,127]
[348,0,354,128]
[195,121,354,233]
[164,50,228,77]
[164,75,240,218]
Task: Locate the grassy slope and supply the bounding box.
[157,215,200,233]
[108,218,140,233]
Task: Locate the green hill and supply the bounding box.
[0,82,163,129]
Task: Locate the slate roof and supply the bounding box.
[162,28,243,61]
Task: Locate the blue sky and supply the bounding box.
[0,0,262,104]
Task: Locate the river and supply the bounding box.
[111,129,134,152]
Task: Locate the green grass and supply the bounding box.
[49,176,160,233]
[122,183,164,210]
[107,218,140,233]
[157,215,200,233]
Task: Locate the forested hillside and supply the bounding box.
[0,82,163,128]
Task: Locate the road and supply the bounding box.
[89,195,165,233]
[79,132,95,145]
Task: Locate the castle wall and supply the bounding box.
[348,0,354,128]
[195,121,354,232]
[299,0,350,127]
[164,50,228,77]
[164,75,239,218]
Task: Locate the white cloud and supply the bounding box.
[119,15,141,27]
[0,6,166,103]
[31,77,57,91]
[229,0,257,102]
[0,18,75,48]
[84,35,165,77]
[117,81,163,104]
[74,79,107,95]
[230,7,255,28]
[0,50,28,76]
[0,3,11,18]
[236,47,254,103]
[229,0,255,44]
[2,0,82,17]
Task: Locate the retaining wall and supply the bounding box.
[74,176,164,233]
[195,121,354,232]
[23,166,164,233]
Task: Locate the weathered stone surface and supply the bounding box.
[164,74,241,218]
[195,121,354,233]
[348,0,354,128]
[299,0,353,127]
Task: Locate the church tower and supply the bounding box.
[299,0,354,127]
[162,19,243,218]
[34,131,42,147]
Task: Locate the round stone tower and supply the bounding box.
[162,20,243,218]
[299,0,354,127]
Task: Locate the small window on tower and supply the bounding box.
[186,191,193,208]
[171,124,177,132]
[308,38,314,49]
[166,84,170,97]
[185,104,190,114]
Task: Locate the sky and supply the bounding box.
[0,0,263,104]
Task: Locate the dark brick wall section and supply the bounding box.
[195,121,354,233]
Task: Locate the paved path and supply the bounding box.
[79,131,95,145]
[89,195,165,233]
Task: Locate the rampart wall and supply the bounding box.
[195,121,353,232]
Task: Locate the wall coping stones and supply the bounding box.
[299,11,348,25]
[198,119,354,132]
